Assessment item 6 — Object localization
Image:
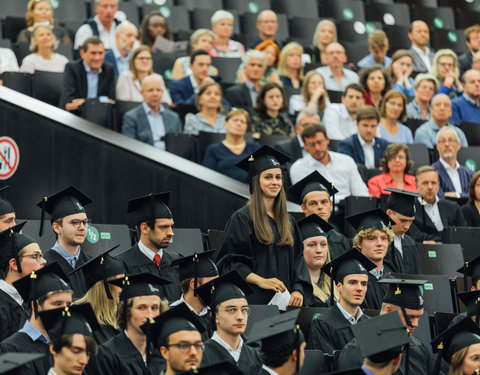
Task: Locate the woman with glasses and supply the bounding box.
[431,49,462,98]
[368,143,417,198]
[116,45,171,104]
[378,90,413,144]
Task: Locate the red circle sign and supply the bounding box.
[0,137,20,180]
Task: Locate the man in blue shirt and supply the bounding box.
[357,30,391,69]
[104,21,138,76]
[450,69,480,125]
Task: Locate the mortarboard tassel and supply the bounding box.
[39,198,47,237]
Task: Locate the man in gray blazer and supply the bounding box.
[408,20,435,73]
[122,75,182,149]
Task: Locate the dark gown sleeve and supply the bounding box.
[86,342,123,375]
[461,204,476,226]
[307,318,338,353]
[337,338,363,370]
[327,231,350,260]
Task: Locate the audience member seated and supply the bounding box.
[290,124,368,202]
[408,20,434,73]
[20,24,68,74]
[122,74,181,149]
[406,73,438,120]
[323,83,364,140]
[337,106,389,169]
[387,49,415,97]
[74,0,120,50]
[209,10,245,58]
[459,25,480,76]
[59,37,115,113]
[276,109,320,163]
[0,48,19,78]
[225,50,266,109]
[116,45,171,104]
[277,42,304,89]
[304,20,337,65]
[289,71,329,119]
[368,143,416,198]
[473,51,480,72]
[252,40,281,84]
[17,0,71,45]
[184,82,226,135]
[408,166,466,243]
[414,94,468,148]
[104,21,138,76]
[359,65,391,109]
[432,127,474,199]
[169,49,215,105]
[451,69,480,124]
[358,30,391,69]
[461,171,480,226]
[249,10,280,49]
[378,90,413,144]
[139,11,173,50]
[202,108,260,182]
[432,49,463,98]
[251,82,294,137]
[316,42,359,91]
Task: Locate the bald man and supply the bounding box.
[249,10,281,48]
[450,69,480,124]
[104,21,138,75]
[408,20,435,73]
[316,42,359,91]
[122,74,182,149]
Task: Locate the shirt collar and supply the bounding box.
[462,92,480,106]
[412,44,430,57]
[369,266,384,280]
[170,295,210,316]
[142,101,164,116]
[418,195,439,207]
[244,80,256,92]
[261,365,280,375]
[211,331,244,354]
[439,157,459,171]
[336,301,363,323]
[82,61,102,75]
[0,279,23,306]
[189,74,199,92]
[52,241,80,267]
[19,320,49,344]
[138,239,163,261]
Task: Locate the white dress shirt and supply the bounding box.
[261,365,280,375]
[170,295,210,316]
[47,369,58,375]
[357,134,375,169]
[393,235,404,257]
[336,302,364,324]
[0,280,23,306]
[370,266,384,280]
[74,15,117,49]
[411,45,432,71]
[211,331,244,362]
[0,48,19,74]
[189,74,199,94]
[138,240,163,262]
[439,158,462,197]
[323,103,358,140]
[419,196,444,231]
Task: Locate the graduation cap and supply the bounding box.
[170,250,219,295]
[68,245,124,299]
[458,255,480,292]
[0,353,45,375]
[457,290,480,319]
[194,270,253,309]
[288,171,338,211]
[352,311,410,363]
[0,221,34,274]
[38,303,100,352]
[345,208,395,233]
[178,361,243,375]
[36,186,92,236]
[13,262,71,318]
[384,188,422,217]
[127,192,172,229]
[0,186,14,216]
[297,214,333,241]
[329,369,368,375]
[236,145,291,194]
[246,309,304,372]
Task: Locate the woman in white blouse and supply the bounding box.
[115,45,171,104]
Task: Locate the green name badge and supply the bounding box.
[428,251,437,258]
[100,232,111,240]
[424,283,433,290]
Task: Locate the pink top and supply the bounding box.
[368,173,417,198]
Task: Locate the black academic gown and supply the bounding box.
[216,206,309,304]
[385,234,423,275]
[0,331,51,375]
[362,266,392,311]
[43,248,90,299]
[86,331,165,375]
[328,230,350,260]
[338,335,432,375]
[0,290,28,342]
[119,245,182,303]
[307,304,370,353]
[256,369,270,375]
[201,338,262,375]
[93,324,120,345]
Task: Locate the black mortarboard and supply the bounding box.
[194,270,252,309]
[39,303,100,351]
[385,188,422,217]
[353,311,409,363]
[288,171,338,204]
[457,290,480,318]
[0,353,45,374]
[127,192,172,229]
[458,255,480,291]
[170,250,219,295]
[141,303,205,348]
[36,186,92,236]
[0,186,14,216]
[178,361,243,375]
[236,145,291,194]
[345,208,395,232]
[297,214,333,241]
[68,245,124,299]
[0,221,33,273]
[380,278,427,310]
[329,369,368,375]
[13,262,71,317]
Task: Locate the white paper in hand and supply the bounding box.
[268,289,291,311]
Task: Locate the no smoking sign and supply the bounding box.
[0,137,19,180]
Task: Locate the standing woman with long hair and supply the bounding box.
[216,146,309,306]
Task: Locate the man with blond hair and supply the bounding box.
[358,30,391,68]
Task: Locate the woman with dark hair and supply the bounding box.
[252,82,294,138]
[139,11,173,49]
[461,171,480,227]
[359,65,391,109]
[216,145,309,305]
[367,143,416,198]
[387,49,415,97]
[378,90,413,144]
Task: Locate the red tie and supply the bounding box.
[153,253,161,267]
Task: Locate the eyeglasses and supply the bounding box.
[136,56,152,61]
[438,62,454,68]
[22,253,45,262]
[167,342,205,352]
[306,139,326,147]
[69,219,91,228]
[437,138,458,145]
[220,306,251,315]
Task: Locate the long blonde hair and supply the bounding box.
[277,42,304,79]
[301,70,329,113]
[248,174,293,246]
[448,346,469,375]
[311,248,339,302]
